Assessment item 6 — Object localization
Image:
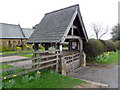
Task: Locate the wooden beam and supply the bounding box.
[77,8,88,42]
[65,35,80,39]
[45,43,49,50]
[1,63,57,80]
[61,7,78,43]
[72,25,77,29]
[71,27,74,35]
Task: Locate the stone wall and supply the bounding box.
[0,39,28,51]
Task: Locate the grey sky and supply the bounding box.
[0,0,119,40]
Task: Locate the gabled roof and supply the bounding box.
[0,23,25,39]
[22,28,34,39]
[0,23,33,39]
[28,4,88,43]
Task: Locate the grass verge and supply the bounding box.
[1,50,33,57]
[92,50,119,65]
[2,69,86,88]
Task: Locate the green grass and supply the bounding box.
[1,51,18,54]
[2,69,86,88]
[20,54,33,57]
[93,50,119,65]
[1,50,33,57]
[0,64,29,77]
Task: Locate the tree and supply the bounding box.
[111,24,120,41]
[91,23,108,39]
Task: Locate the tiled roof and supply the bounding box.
[0,23,33,39]
[0,23,25,39]
[28,4,88,43]
[22,28,34,39]
[29,4,79,43]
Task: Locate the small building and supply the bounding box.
[28,4,88,72]
[0,23,33,50]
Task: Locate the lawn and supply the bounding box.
[2,69,86,88]
[0,64,29,77]
[1,50,33,57]
[92,50,119,65]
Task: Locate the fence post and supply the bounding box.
[32,52,37,68]
[55,50,59,72]
[32,43,39,68]
[61,57,66,76]
[72,55,74,71]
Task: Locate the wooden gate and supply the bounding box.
[61,52,80,75]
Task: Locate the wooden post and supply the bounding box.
[61,57,66,75]
[32,43,39,68]
[68,41,71,50]
[34,43,39,51]
[60,44,62,51]
[55,50,59,72]
[45,43,49,50]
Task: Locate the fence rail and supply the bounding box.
[0,50,60,80]
[0,50,60,57]
[61,52,80,75]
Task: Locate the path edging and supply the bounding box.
[80,79,109,88]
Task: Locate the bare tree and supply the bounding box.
[91,23,109,39]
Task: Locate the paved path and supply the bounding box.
[67,64,118,88]
[0,56,32,68]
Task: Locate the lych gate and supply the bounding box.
[28,4,88,75]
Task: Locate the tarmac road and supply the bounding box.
[67,64,118,88]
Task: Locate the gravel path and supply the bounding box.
[0,56,32,68]
[67,64,118,88]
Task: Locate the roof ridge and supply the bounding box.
[18,24,26,38]
[0,22,18,26]
[45,4,79,15]
[22,28,32,30]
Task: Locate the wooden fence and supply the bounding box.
[61,53,80,75]
[0,50,60,80]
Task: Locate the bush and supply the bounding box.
[104,40,117,51]
[84,39,105,56]
[25,45,30,50]
[84,39,105,61]
[0,46,9,52]
[39,45,45,50]
[114,41,120,50]
[16,46,21,51]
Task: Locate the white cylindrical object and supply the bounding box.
[60,45,62,51]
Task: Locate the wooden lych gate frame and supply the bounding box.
[28,4,88,75]
[32,28,86,75]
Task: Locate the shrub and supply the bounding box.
[114,41,120,50]
[16,46,21,51]
[39,45,45,50]
[104,40,117,51]
[0,46,9,52]
[84,39,105,56]
[84,39,105,62]
[25,45,30,50]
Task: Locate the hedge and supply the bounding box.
[103,40,117,51]
[84,39,105,61]
[0,46,9,52]
[114,41,120,50]
[84,39,119,62]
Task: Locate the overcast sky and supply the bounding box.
[0,0,119,40]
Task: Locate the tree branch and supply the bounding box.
[99,27,108,39]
